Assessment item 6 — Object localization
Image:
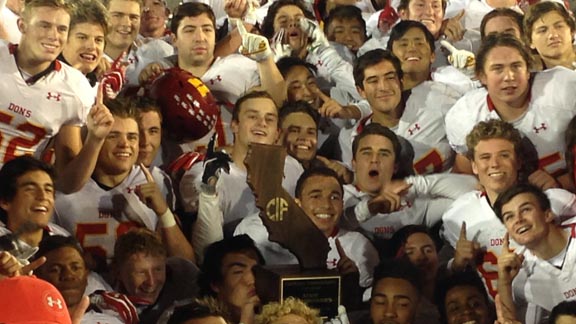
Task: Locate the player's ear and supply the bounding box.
[231,119,239,136]
[356,85,367,100]
[275,127,283,145]
[544,209,554,223]
[471,159,479,176]
[295,198,302,208]
[17,18,26,34]
[398,8,408,19]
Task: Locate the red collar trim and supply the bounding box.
[328,227,340,238]
[356,114,373,134]
[486,89,531,112]
[10,43,62,84]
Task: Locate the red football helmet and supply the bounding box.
[149,68,219,142]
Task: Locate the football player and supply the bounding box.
[495,184,576,323]
[339,48,460,174]
[0,0,114,194]
[524,1,576,71]
[445,34,576,190]
[139,2,285,151]
[234,167,379,289]
[54,96,192,269]
[441,119,576,301]
[181,91,304,261]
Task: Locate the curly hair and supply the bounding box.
[256,297,321,324]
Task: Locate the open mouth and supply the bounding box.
[516,225,531,235]
[405,56,421,62]
[32,206,49,212]
[79,53,97,62]
[252,129,267,137]
[368,169,380,177]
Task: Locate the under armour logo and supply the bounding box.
[327,258,338,267]
[46,92,61,101]
[408,123,421,135]
[209,75,222,85]
[533,123,547,133]
[316,60,323,67]
[128,57,136,64]
[47,295,63,309]
[126,186,137,194]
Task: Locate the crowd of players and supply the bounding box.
[1,0,576,323]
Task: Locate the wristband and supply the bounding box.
[159,209,177,228]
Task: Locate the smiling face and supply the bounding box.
[444,285,491,324]
[96,116,139,178]
[285,65,320,108]
[281,112,318,164]
[106,0,141,52]
[232,97,279,149]
[353,134,397,195]
[529,11,574,63]
[273,5,305,52]
[296,175,343,237]
[173,13,216,68]
[501,192,554,248]
[399,0,444,38]
[18,6,70,70]
[36,246,88,309]
[478,46,530,110]
[471,138,519,200]
[0,170,54,232]
[358,60,403,117]
[62,22,105,74]
[390,27,435,75]
[118,251,167,304]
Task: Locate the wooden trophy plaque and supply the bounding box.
[245,143,359,317]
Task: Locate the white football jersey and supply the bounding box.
[339,81,459,174]
[0,41,93,165]
[235,214,380,288]
[343,185,453,240]
[107,39,174,87]
[442,188,576,298]
[160,54,261,156]
[53,166,175,260]
[445,67,576,177]
[511,220,576,323]
[180,155,304,227]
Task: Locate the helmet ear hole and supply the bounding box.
[149,68,220,142]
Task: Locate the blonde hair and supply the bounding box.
[256,298,321,324]
[465,119,522,161]
[21,0,74,21]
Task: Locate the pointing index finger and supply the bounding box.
[440,40,457,54]
[459,221,467,241]
[140,163,155,183]
[95,81,105,106]
[503,232,510,252]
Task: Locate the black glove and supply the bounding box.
[202,134,232,185]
